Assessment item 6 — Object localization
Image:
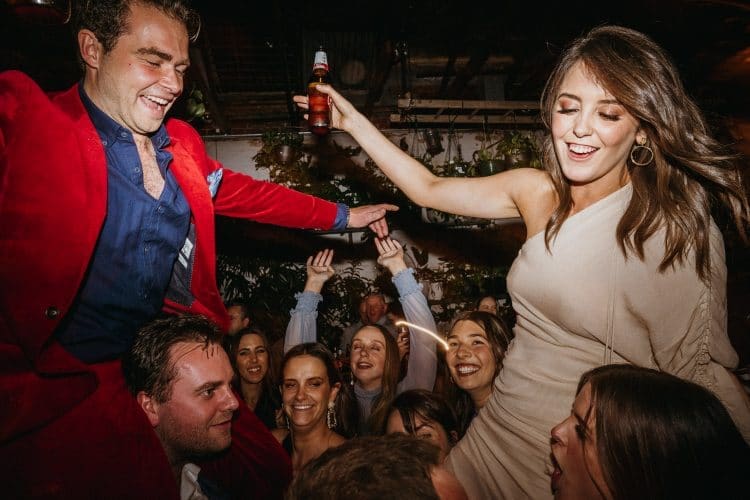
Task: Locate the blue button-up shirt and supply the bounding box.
[55,87,191,363]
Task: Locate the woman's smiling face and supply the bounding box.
[445,320,497,405]
[551,62,642,195]
[235,333,268,385]
[350,326,387,390]
[281,355,339,432]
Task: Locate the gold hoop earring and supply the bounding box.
[326,402,337,429]
[630,143,654,166]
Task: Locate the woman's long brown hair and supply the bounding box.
[539,25,749,282]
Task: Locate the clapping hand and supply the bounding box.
[304,249,335,293]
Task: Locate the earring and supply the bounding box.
[326,402,337,429]
[630,138,654,166]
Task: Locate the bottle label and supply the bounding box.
[313,50,329,71]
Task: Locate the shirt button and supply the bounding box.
[45,306,60,319]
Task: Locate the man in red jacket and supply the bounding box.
[0,0,395,497]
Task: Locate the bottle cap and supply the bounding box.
[313,49,329,71]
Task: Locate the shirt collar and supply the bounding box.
[78,83,170,150]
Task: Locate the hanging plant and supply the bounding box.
[496,130,542,169]
[185,86,209,123]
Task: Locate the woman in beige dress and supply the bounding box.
[295,25,750,499]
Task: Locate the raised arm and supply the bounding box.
[283,249,335,353]
[293,85,551,223]
[375,238,438,392]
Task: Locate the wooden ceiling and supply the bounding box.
[1,0,748,134]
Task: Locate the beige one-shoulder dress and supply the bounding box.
[446,184,750,499]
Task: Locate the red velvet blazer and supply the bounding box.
[0,70,337,441]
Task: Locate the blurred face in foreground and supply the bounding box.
[549,383,611,500]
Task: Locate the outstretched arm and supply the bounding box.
[293,86,546,222]
[284,250,335,353]
[375,238,438,392]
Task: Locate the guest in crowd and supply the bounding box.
[225,300,252,336]
[225,326,281,430]
[551,364,750,499]
[385,389,459,462]
[444,310,512,435]
[285,238,438,435]
[339,292,396,351]
[0,0,396,494]
[475,295,499,316]
[272,343,357,475]
[286,433,468,500]
[295,24,750,497]
[121,314,291,497]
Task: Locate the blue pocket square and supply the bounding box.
[206,168,223,198]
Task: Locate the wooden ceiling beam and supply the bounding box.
[363,39,398,117]
[188,46,229,133]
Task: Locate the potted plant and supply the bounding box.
[496,131,539,169]
[472,132,505,176]
[260,129,304,165]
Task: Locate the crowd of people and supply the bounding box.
[2,0,749,498]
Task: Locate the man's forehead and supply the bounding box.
[227,305,244,316]
[365,295,385,305]
[169,341,226,372]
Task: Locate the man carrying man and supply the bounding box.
[0,0,394,495]
[122,315,290,498]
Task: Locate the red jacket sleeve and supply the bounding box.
[214,168,338,230]
[165,119,338,230]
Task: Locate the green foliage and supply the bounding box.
[260,129,304,150]
[496,130,538,157]
[185,86,207,122]
[499,131,542,169]
[416,259,509,324]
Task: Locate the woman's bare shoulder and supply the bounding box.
[510,168,557,235]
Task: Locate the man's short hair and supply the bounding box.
[364,292,387,305]
[287,434,441,500]
[73,0,200,54]
[226,300,251,319]
[122,314,222,403]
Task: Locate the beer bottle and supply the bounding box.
[307,46,331,135]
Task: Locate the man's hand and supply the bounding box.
[348,204,399,238]
[304,249,335,293]
[375,237,407,275]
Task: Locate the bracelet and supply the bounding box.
[344,204,351,228]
